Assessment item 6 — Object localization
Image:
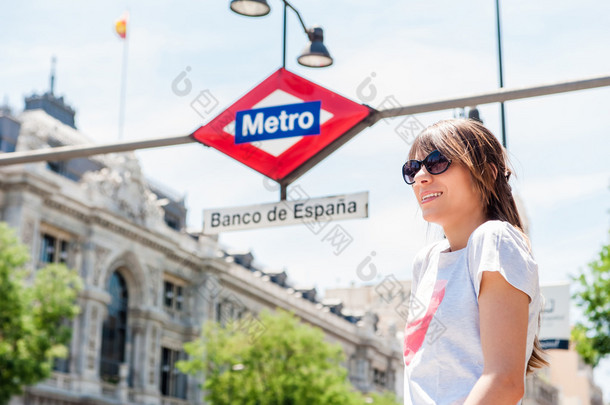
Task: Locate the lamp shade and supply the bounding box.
[468,106,483,123]
[230,0,270,17]
[297,27,333,68]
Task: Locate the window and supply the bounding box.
[373,368,387,387]
[40,233,69,264]
[160,347,187,399]
[215,299,245,326]
[164,280,184,312]
[164,214,180,231]
[47,161,67,176]
[215,302,223,323]
[46,160,80,182]
[39,227,70,266]
[53,357,70,373]
[100,272,129,384]
[0,138,16,153]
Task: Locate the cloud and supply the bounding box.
[518,172,609,209]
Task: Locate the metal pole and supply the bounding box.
[50,56,56,94]
[495,0,507,148]
[378,74,610,119]
[118,27,129,141]
[0,74,609,167]
[282,2,287,69]
[281,0,309,69]
[282,0,309,34]
[0,135,194,166]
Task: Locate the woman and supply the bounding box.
[401,119,547,404]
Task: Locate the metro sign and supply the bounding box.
[191,68,371,182]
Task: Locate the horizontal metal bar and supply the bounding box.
[0,135,195,166]
[378,74,610,118]
[0,73,608,167]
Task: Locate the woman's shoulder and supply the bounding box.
[473,219,512,233]
[468,220,532,254]
[466,221,540,304]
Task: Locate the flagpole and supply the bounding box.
[118,14,129,141]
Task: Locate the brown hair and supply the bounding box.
[409,118,548,374]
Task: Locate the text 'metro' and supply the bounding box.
[235,101,321,144]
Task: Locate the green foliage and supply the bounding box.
[0,222,82,404]
[178,309,400,405]
[571,324,600,366]
[571,241,610,367]
[364,391,402,405]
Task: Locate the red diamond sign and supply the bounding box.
[191,68,371,182]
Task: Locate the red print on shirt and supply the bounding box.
[403,279,448,366]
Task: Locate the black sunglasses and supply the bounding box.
[402,150,452,185]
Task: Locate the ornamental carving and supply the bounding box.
[148,266,160,307]
[80,154,165,229]
[93,245,111,287]
[88,305,98,370]
[21,216,36,249]
[149,326,157,384]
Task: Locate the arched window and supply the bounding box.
[100,271,128,383]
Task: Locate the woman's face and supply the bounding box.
[411,151,485,229]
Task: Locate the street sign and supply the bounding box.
[540,282,570,350]
[191,68,371,182]
[203,191,368,234]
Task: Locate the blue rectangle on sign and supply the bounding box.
[235,101,321,144]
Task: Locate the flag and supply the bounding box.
[115,12,128,39]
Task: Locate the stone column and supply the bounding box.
[1,188,43,270]
[129,308,165,405]
[127,311,144,389]
[118,363,130,403]
[144,321,162,400]
[73,288,110,395]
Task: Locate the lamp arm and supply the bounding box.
[282,0,309,35]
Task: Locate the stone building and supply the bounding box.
[1,88,403,404]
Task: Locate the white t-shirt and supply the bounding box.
[403,220,542,405]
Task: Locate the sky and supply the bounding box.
[2,0,609,398]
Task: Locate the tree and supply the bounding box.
[571,239,610,367]
[0,222,82,405]
[178,309,400,405]
[365,391,402,405]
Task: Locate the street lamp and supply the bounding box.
[230,0,270,17]
[229,0,333,68]
[297,26,332,68]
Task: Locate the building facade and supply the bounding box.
[1,91,402,404]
